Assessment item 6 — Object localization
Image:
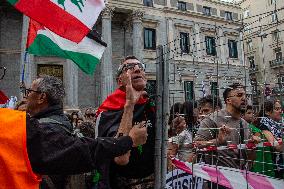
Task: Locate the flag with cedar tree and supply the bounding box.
[7,0,105,43]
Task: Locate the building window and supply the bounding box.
[243,10,250,18]
[272,12,277,22]
[144,28,156,50]
[225,11,233,20]
[143,0,153,7]
[203,6,211,16]
[205,36,216,56]
[248,56,255,69]
[272,30,280,41]
[278,75,284,88]
[275,48,282,61]
[184,81,194,101]
[37,64,63,81]
[177,1,186,11]
[228,40,238,58]
[180,32,190,54]
[270,0,277,5]
[211,82,218,97]
[247,40,253,51]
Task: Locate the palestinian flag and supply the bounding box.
[27,19,106,75]
[7,0,105,43]
[95,88,156,187]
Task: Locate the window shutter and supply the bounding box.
[220,10,225,17]
[186,3,194,11]
[211,8,217,16]
[233,13,238,20]
[196,4,203,12]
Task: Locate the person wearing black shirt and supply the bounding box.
[23,75,148,188]
[96,56,156,189]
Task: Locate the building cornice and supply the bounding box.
[202,0,242,9]
[163,7,242,26]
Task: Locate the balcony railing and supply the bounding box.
[269,59,284,67]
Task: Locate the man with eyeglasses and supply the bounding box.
[0,75,148,189]
[96,55,156,189]
[194,83,256,189]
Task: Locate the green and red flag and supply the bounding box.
[7,0,105,43]
[27,19,106,75]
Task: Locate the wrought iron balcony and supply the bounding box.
[269,59,284,68]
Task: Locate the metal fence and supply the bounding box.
[154,3,284,188]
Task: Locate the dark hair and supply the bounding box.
[168,102,183,125]
[199,95,223,110]
[246,105,253,111]
[223,83,244,104]
[182,101,195,129]
[258,99,280,117]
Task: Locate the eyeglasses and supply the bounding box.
[21,87,42,96]
[117,62,145,76]
[274,107,282,111]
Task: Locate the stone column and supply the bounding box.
[101,6,114,101]
[218,27,226,64]
[132,10,144,61]
[193,23,202,60]
[64,60,78,109]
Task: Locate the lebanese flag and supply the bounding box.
[7,0,105,43]
[27,20,106,75]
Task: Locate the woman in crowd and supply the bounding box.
[167,101,195,165]
[70,111,79,129]
[257,99,283,178]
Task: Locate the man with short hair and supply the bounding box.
[0,75,148,189]
[198,95,222,116]
[194,83,255,188]
[96,55,156,189]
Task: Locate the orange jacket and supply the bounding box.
[0,108,41,189]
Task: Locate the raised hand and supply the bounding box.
[128,121,148,147]
[122,70,147,106]
[171,116,187,136]
[217,125,231,145]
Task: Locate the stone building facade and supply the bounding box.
[0,0,248,108]
[240,0,284,107]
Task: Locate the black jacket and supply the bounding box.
[26,105,133,177]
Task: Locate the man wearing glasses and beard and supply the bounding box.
[96,56,156,189]
[194,83,257,189]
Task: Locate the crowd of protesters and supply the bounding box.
[1,55,284,189]
[167,88,284,187]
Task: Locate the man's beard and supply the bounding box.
[232,103,246,113]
